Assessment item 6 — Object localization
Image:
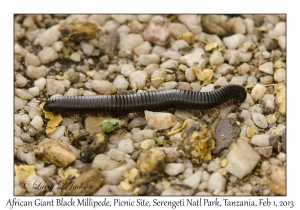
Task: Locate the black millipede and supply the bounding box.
[43,84,247,115]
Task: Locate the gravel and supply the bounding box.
[14,14,286,196]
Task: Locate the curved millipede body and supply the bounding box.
[43,84,247,115]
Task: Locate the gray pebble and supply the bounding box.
[118,139,134,154]
[15,114,30,126]
[251,134,270,146]
[268,135,282,152]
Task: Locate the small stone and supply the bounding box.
[48,125,66,140]
[176,82,192,91]
[263,35,278,51]
[251,134,270,146]
[260,76,273,85]
[200,84,214,92]
[46,79,65,95]
[133,41,152,56]
[151,70,167,88]
[30,116,43,131]
[262,162,286,195]
[213,118,241,154]
[118,139,134,154]
[28,87,39,97]
[25,53,41,67]
[111,15,132,24]
[132,129,156,142]
[274,68,286,82]
[91,80,114,94]
[252,113,268,129]
[216,63,234,75]
[185,68,196,82]
[80,42,94,56]
[52,41,63,52]
[70,52,81,62]
[118,33,143,51]
[25,175,46,195]
[230,76,247,86]
[274,22,286,36]
[278,36,286,50]
[207,158,221,172]
[277,152,286,162]
[251,84,266,101]
[223,34,246,49]
[15,97,27,111]
[268,135,282,152]
[171,39,189,51]
[210,50,224,66]
[178,14,201,34]
[229,17,246,34]
[225,139,261,179]
[145,111,177,130]
[113,75,129,90]
[37,47,59,64]
[183,171,202,189]
[39,25,61,47]
[26,65,47,79]
[214,77,228,87]
[207,172,226,192]
[164,163,185,176]
[282,128,286,152]
[106,148,129,162]
[92,154,119,170]
[137,148,166,175]
[161,187,182,195]
[137,54,160,66]
[239,63,251,75]
[169,23,189,38]
[15,113,30,127]
[160,59,178,69]
[180,48,205,67]
[38,138,76,167]
[254,146,273,157]
[15,88,33,100]
[121,64,135,77]
[129,70,148,89]
[259,62,274,75]
[143,23,170,45]
[34,77,46,91]
[158,81,177,91]
[15,74,28,87]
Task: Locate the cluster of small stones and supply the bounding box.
[14,14,286,196]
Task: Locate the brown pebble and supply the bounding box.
[201,15,233,37]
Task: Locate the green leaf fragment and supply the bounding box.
[99,118,122,133]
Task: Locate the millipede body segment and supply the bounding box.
[43,84,247,115]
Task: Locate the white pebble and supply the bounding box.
[239,63,251,75]
[277,152,286,162]
[180,48,205,67]
[251,134,270,146]
[106,148,129,162]
[223,34,246,49]
[46,79,65,95]
[278,36,286,50]
[30,116,44,131]
[274,68,286,82]
[214,77,228,87]
[210,50,224,66]
[28,87,40,97]
[207,172,226,191]
[118,34,143,51]
[118,139,134,154]
[230,76,247,86]
[163,50,181,60]
[15,114,30,126]
[25,53,41,67]
[137,54,160,66]
[259,62,274,75]
[129,70,148,89]
[252,113,268,129]
[80,42,94,56]
[92,154,119,170]
[133,41,152,56]
[121,64,135,77]
[185,68,196,82]
[39,25,61,47]
[207,158,221,172]
[251,84,266,100]
[183,171,202,189]
[145,111,177,130]
[200,84,214,92]
[152,45,166,57]
[132,129,156,142]
[225,139,261,179]
[113,75,129,90]
[34,77,46,90]
[164,163,185,176]
[70,52,81,62]
[48,125,66,140]
[91,80,114,94]
[25,175,46,195]
[15,74,28,88]
[15,88,33,100]
[37,47,59,64]
[52,41,63,52]
[26,65,47,79]
[37,165,56,177]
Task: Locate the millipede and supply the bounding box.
[43,84,247,115]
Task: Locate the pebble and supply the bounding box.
[28,87,40,97]
[209,50,224,66]
[200,84,214,92]
[80,42,94,56]
[245,18,254,34]
[37,165,56,177]
[229,17,246,34]
[183,171,202,189]
[164,163,185,176]
[129,70,148,89]
[15,88,33,100]
[252,113,268,129]
[25,53,41,67]
[102,159,136,185]
[169,23,189,38]
[213,118,241,154]
[163,50,181,60]
[106,148,129,162]
[274,68,286,82]
[111,15,132,24]
[26,65,47,79]
[25,175,46,195]
[132,129,156,142]
[118,139,134,154]
[145,111,177,130]
[37,47,59,64]
[216,63,234,75]
[207,172,226,191]
[91,80,114,94]
[185,68,196,82]
[137,54,160,66]
[230,76,247,86]
[38,138,76,167]
[214,77,228,87]
[133,41,152,56]
[101,20,120,33]
[151,70,167,88]
[259,62,274,75]
[268,135,281,152]
[260,76,273,85]
[39,25,61,47]
[255,146,273,157]
[161,187,182,195]
[52,41,63,52]
[118,34,143,51]
[274,22,286,36]
[92,154,119,170]
[70,52,81,62]
[48,125,66,140]
[46,79,65,95]
[277,152,286,162]
[15,74,28,87]
[278,36,286,49]
[207,158,221,172]
[223,34,246,49]
[143,23,170,46]
[239,63,251,75]
[160,59,178,69]
[251,84,266,100]
[16,147,35,165]
[239,183,253,193]
[225,139,260,179]
[121,64,135,77]
[180,48,205,67]
[251,134,270,146]
[30,116,44,131]
[113,75,129,90]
